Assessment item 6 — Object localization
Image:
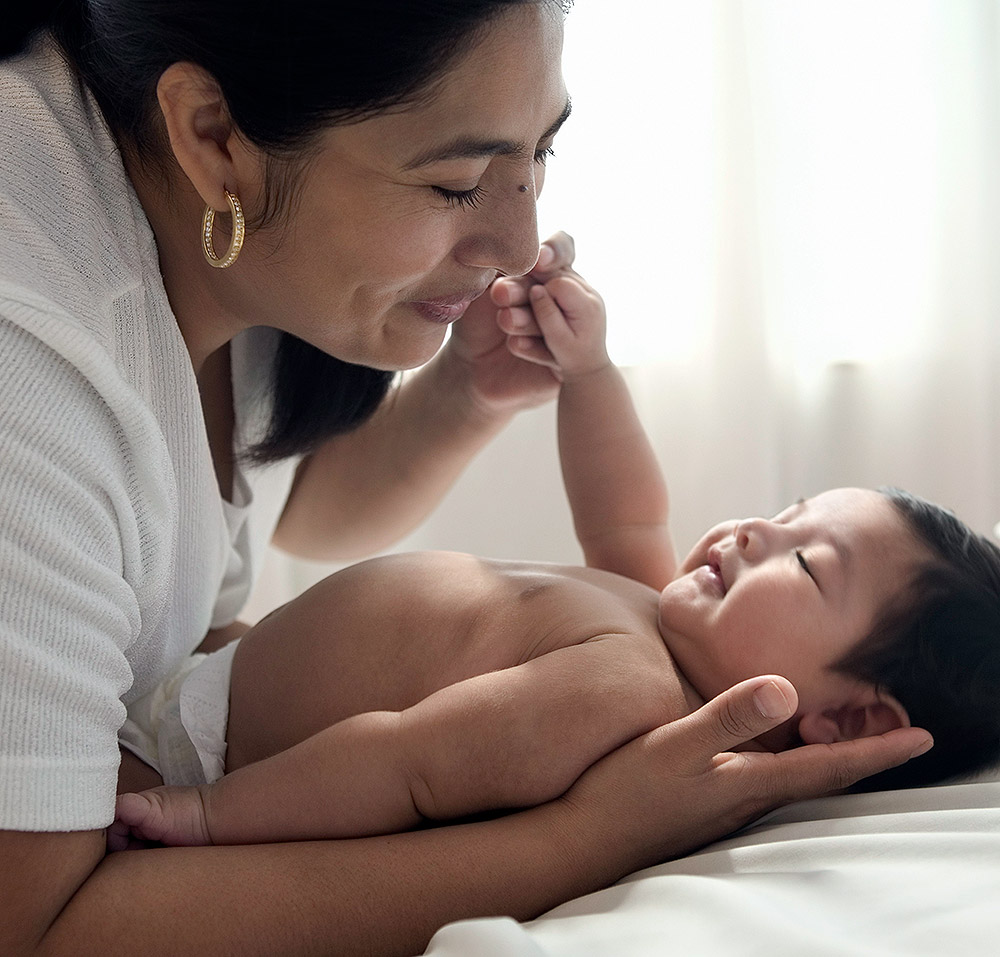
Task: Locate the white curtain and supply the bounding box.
[246,0,1000,617]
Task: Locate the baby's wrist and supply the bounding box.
[558,356,616,386]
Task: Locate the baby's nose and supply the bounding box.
[734,517,769,554]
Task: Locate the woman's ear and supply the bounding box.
[155,62,246,210]
[798,692,910,744]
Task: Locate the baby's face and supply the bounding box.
[658,488,929,715]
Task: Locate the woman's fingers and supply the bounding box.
[497,305,542,338]
[491,232,579,309]
[664,675,797,762]
[755,726,933,805]
[675,674,932,789]
[506,335,560,372]
[556,675,934,879]
[675,674,933,819]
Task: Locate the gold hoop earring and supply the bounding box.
[201,189,245,268]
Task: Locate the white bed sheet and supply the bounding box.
[423,766,1000,956]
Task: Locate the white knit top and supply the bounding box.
[0,38,297,830]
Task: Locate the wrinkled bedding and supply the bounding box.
[424,767,1000,956]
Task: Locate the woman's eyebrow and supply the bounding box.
[403,98,572,170]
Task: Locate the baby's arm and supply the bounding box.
[111,710,423,848]
[111,636,671,847]
[504,275,676,587]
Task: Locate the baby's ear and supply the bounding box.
[798,693,910,744]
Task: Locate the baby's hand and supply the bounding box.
[497,271,609,381]
[106,785,213,851]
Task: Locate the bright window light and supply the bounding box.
[538,1,944,371]
[537,3,716,366]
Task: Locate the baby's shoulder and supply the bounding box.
[477,558,667,654]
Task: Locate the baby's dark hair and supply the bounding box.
[835,487,1000,791]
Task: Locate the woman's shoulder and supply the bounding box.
[0,35,161,350]
[0,39,199,451]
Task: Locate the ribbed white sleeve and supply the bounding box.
[0,314,146,828]
[0,38,296,830]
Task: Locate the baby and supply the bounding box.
[111,271,1000,848]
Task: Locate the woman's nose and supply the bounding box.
[455,178,540,278]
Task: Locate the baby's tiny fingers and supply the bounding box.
[106,818,132,853]
[545,275,604,316]
[529,283,572,341]
[498,305,542,337]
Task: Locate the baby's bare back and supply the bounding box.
[226,551,688,770]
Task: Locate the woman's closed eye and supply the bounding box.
[433,147,554,208]
[433,184,486,209]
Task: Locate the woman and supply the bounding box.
[0,2,930,954]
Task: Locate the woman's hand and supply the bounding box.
[556,675,933,878]
[444,231,577,417]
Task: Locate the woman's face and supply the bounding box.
[238,4,569,371]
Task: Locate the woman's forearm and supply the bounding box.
[274,351,512,561]
[28,675,930,956]
[44,804,598,957]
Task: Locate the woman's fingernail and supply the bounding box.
[754,681,792,719]
[537,245,555,267]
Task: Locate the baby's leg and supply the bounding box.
[108,787,211,850]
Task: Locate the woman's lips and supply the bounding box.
[410,291,485,324]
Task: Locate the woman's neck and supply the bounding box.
[123,151,242,375]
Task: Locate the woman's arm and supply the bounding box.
[2,676,932,957]
[273,345,516,561]
[274,236,575,562]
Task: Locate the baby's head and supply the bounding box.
[659,487,1000,788]
[835,487,1000,789]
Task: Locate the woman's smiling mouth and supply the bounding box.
[410,289,488,324]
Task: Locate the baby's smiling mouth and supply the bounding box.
[707,547,727,595]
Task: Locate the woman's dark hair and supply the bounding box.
[836,488,1000,791]
[3,0,570,462]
